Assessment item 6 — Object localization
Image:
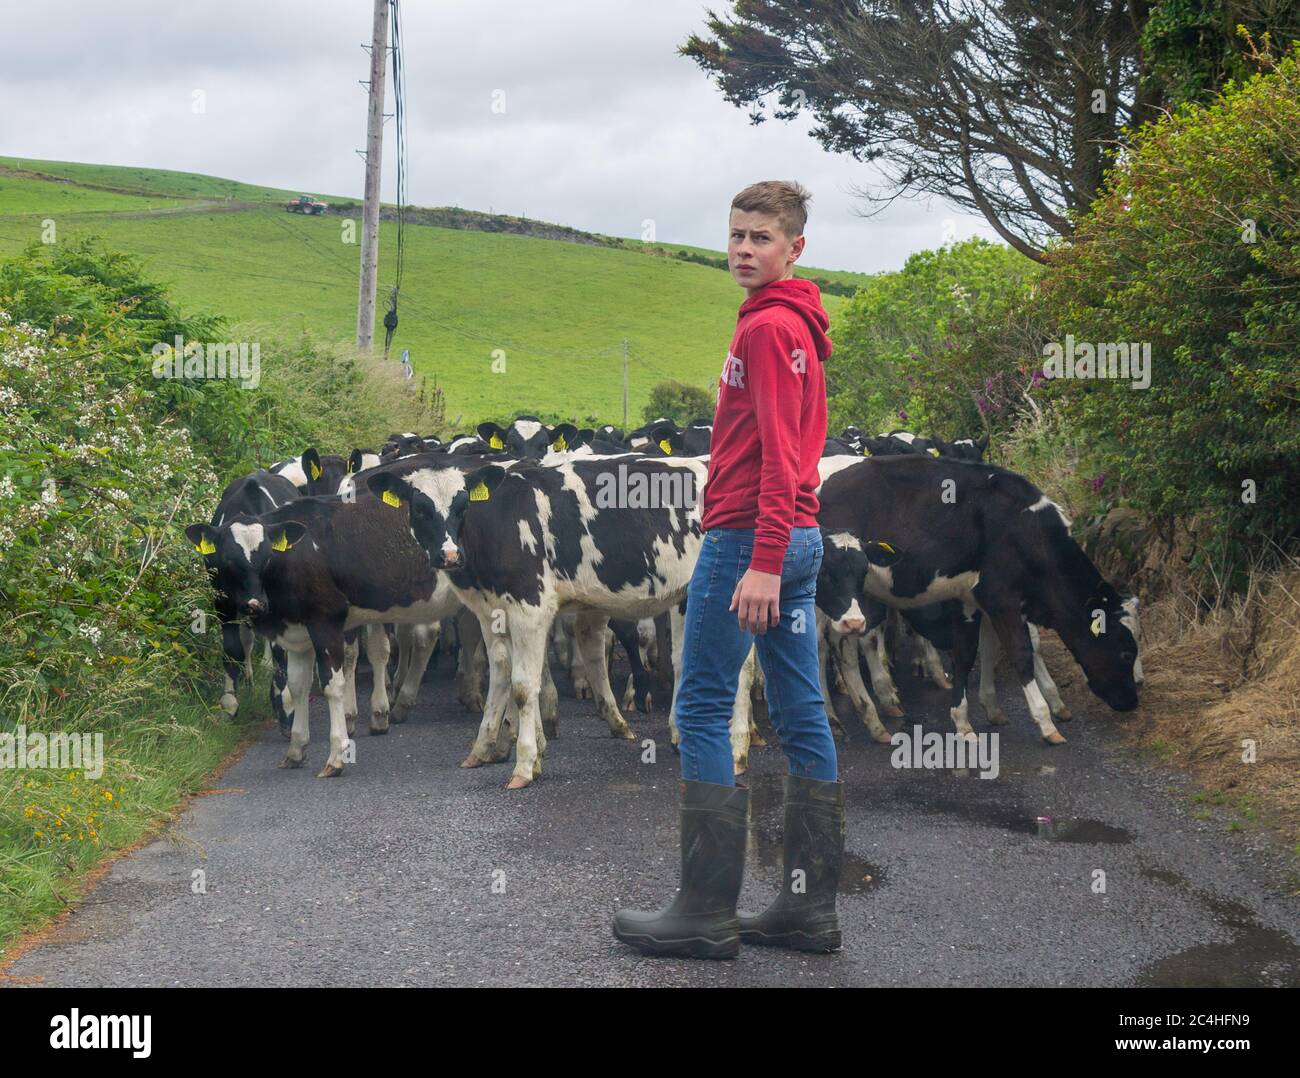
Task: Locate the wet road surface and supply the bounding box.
[8,644,1300,987]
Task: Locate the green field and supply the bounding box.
[0,159,859,428]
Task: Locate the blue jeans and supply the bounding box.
[675,526,836,784]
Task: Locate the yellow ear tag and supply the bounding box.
[382,489,402,508]
[862,447,872,457]
[658,438,673,455]
[877,541,896,554]
[346,461,355,475]
[489,434,504,450]
[1090,617,1103,638]
[927,447,940,457]
[469,481,490,502]
[310,461,323,479]
[553,433,567,451]
[271,533,291,552]
[196,538,216,555]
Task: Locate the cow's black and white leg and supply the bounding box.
[342,628,361,737]
[977,618,1008,725]
[310,625,353,777]
[1028,623,1070,720]
[861,626,904,718]
[831,629,892,743]
[218,621,247,716]
[464,606,514,766]
[946,606,983,740]
[915,636,952,690]
[239,621,255,685]
[269,644,291,738]
[981,601,1065,744]
[391,621,439,723]
[506,606,553,789]
[728,645,758,774]
[454,605,486,713]
[613,617,654,714]
[574,611,635,739]
[364,622,391,734]
[667,603,686,747]
[815,614,848,738]
[279,641,315,769]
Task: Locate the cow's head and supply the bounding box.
[301,448,349,496]
[945,434,989,462]
[381,433,428,462]
[184,518,306,617]
[477,416,577,458]
[367,464,508,569]
[1064,584,1141,711]
[644,420,684,456]
[816,531,901,635]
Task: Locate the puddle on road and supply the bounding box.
[887,786,1134,844]
[1134,867,1300,987]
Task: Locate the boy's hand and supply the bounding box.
[730,568,781,634]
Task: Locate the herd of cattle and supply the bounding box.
[185,415,1144,788]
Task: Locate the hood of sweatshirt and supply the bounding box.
[737,277,833,362]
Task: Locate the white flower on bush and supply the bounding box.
[0,475,15,500]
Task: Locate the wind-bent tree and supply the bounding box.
[682,1,1162,261]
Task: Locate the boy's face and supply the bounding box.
[728,208,804,293]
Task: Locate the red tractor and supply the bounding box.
[286,195,328,215]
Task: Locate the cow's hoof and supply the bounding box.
[369,724,389,736]
[506,774,532,790]
[614,726,636,741]
[872,729,894,745]
[734,761,748,776]
[220,693,239,716]
[986,711,1008,725]
[1044,731,1067,745]
[317,763,344,778]
[391,702,411,724]
[461,754,488,768]
[750,730,767,747]
[882,702,905,719]
[278,753,304,769]
[1055,706,1073,722]
[370,711,390,734]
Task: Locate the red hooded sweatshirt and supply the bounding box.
[701,277,832,574]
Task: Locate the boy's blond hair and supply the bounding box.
[730,180,812,240]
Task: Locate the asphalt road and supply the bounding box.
[8,640,1300,987]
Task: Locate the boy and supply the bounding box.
[612,181,843,959]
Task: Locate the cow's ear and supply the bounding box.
[268,521,306,552]
[862,540,902,566]
[464,464,507,503]
[347,448,366,475]
[477,422,507,450]
[549,423,578,452]
[185,523,217,555]
[976,434,990,452]
[302,447,323,481]
[367,471,413,509]
[570,428,595,450]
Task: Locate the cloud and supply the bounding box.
[1,0,998,272]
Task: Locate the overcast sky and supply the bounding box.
[1,0,997,273]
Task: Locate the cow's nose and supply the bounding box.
[440,545,460,566]
[839,617,866,634]
[244,598,265,615]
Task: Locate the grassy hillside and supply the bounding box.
[0,159,857,427]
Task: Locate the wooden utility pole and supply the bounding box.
[356,0,390,353]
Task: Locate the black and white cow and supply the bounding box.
[367,453,708,788]
[814,455,1140,743]
[185,490,462,777]
[477,415,582,458]
[196,469,300,715]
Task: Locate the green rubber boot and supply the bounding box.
[738,774,844,952]
[612,779,749,959]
